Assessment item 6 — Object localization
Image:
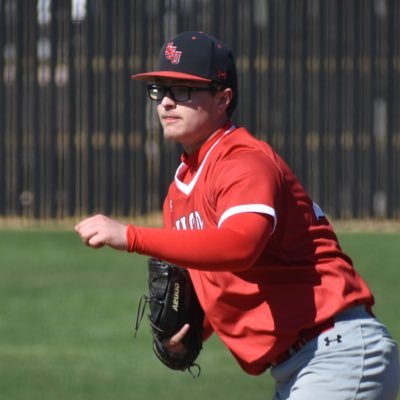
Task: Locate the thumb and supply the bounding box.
[169,323,190,345]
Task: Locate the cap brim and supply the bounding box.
[131,71,212,82]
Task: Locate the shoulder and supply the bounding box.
[205,127,285,187]
[214,127,281,169]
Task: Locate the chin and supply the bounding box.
[163,130,183,142]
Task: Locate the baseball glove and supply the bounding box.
[135,258,204,376]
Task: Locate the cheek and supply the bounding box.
[156,104,163,119]
[193,104,217,127]
[182,110,210,133]
[180,106,206,126]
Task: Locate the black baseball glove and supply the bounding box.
[135,258,205,376]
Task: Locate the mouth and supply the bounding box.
[162,115,181,123]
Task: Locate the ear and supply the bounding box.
[216,87,233,115]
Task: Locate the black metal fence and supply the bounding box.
[1,0,399,221]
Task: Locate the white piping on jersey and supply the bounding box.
[174,124,237,195]
[218,204,277,232]
[312,202,325,219]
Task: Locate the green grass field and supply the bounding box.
[0,229,399,399]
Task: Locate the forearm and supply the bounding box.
[127,213,273,271]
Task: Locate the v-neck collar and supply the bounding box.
[174,122,236,195]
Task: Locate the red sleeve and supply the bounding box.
[126,212,273,272]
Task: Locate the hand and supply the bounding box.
[75,214,128,250]
[163,323,190,356]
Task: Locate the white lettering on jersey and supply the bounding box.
[189,211,204,230]
[175,216,188,230]
[175,211,204,230]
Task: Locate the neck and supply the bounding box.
[183,118,231,155]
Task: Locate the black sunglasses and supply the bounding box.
[146,83,215,102]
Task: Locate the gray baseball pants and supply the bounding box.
[271,306,399,399]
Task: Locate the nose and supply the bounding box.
[160,91,176,108]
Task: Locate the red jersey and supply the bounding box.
[160,124,374,375]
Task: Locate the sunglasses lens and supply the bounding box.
[147,84,208,102]
[147,84,164,100]
[169,86,190,102]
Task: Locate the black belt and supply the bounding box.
[270,305,374,367]
[271,317,334,367]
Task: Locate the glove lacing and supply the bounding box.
[134,294,149,337]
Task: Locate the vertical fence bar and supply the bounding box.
[68,1,77,216]
[283,0,291,163]
[103,0,112,215]
[318,0,326,210]
[157,0,170,207]
[136,0,148,215]
[247,0,257,135]
[369,0,377,217]
[48,0,57,218]
[14,0,23,216]
[351,0,360,218]
[267,0,274,146]
[386,0,395,218]
[121,0,132,216]
[0,0,5,215]
[31,0,41,219]
[300,0,308,187]
[81,0,94,216]
[334,0,344,218]
[395,1,400,217]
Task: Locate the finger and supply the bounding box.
[76,225,98,244]
[75,219,94,237]
[75,215,105,232]
[87,233,107,249]
[169,323,190,346]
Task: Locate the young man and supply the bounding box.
[75,31,399,399]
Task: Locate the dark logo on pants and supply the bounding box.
[324,334,342,346]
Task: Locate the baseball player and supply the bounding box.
[75,31,399,399]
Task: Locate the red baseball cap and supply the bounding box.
[131,31,237,93]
